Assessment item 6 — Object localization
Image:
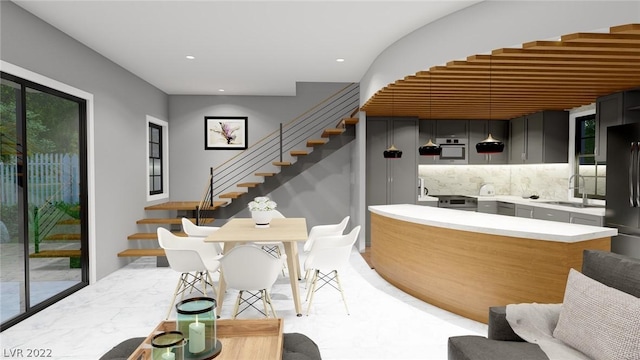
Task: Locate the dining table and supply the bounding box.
[204,217,308,316]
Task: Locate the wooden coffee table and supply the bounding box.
[128,318,283,360]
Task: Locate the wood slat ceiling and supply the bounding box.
[361,24,640,120]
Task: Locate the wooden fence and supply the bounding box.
[0,153,80,206]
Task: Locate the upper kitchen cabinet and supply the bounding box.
[595,89,640,163]
[435,120,468,138]
[468,120,509,164]
[509,110,569,164]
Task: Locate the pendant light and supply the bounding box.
[476,56,504,154]
[383,144,403,158]
[384,86,403,158]
[418,75,442,156]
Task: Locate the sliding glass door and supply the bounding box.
[1,72,88,330]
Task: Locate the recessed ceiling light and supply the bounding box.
[186,55,195,60]
[218,89,225,92]
[336,58,345,62]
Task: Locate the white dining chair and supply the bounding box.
[303,216,350,253]
[219,244,284,319]
[157,228,220,319]
[304,225,361,316]
[181,217,223,256]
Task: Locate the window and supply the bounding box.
[574,113,605,200]
[146,116,168,200]
[149,123,162,195]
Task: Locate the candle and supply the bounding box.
[161,348,175,360]
[189,315,206,353]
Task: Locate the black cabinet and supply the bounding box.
[469,120,509,164]
[595,89,640,163]
[509,110,569,164]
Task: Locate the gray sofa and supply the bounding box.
[448,249,640,360]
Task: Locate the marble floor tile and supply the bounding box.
[0,249,486,360]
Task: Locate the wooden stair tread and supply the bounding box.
[321,128,345,137]
[237,182,261,188]
[144,201,200,211]
[255,172,276,177]
[343,117,358,125]
[30,250,81,258]
[272,161,292,166]
[118,249,165,257]
[44,234,81,241]
[290,150,308,156]
[137,218,188,225]
[136,218,213,225]
[306,139,327,147]
[219,192,246,199]
[128,232,186,240]
[57,219,80,225]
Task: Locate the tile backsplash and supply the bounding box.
[419,164,571,199]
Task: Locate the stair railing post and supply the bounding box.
[279,123,283,162]
[209,167,214,207]
[195,205,200,226]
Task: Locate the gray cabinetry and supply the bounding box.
[436,120,468,138]
[509,110,569,164]
[595,92,623,162]
[366,117,418,245]
[469,120,509,164]
[595,89,640,162]
[497,202,516,216]
[569,213,603,227]
[477,201,497,214]
[515,204,534,218]
[533,207,571,223]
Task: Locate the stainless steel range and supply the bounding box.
[434,195,478,211]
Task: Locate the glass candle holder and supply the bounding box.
[151,331,185,360]
[176,297,221,360]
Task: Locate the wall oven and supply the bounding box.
[436,138,468,164]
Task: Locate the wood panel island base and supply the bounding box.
[369,205,617,324]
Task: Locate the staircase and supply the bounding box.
[118,83,359,259]
[29,204,82,268]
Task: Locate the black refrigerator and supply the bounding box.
[605,122,640,258]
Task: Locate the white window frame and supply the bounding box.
[146,115,169,201]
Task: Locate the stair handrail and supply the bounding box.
[197,83,359,214]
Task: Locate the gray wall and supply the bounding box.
[1,1,169,281]
[168,82,353,228]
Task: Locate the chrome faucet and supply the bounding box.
[568,174,588,206]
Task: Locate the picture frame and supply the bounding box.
[204,116,248,150]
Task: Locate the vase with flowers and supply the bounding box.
[248,196,277,228]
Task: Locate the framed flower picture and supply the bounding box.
[204,116,248,150]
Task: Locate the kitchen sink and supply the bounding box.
[540,201,605,209]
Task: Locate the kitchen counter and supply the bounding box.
[419,194,605,216]
[371,204,616,242]
[474,195,606,216]
[368,204,614,323]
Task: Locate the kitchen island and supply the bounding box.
[368,204,617,323]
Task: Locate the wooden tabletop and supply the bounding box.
[128,318,283,360]
[204,218,308,243]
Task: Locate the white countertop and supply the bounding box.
[369,204,617,243]
[418,194,606,216]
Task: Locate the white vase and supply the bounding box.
[251,210,273,228]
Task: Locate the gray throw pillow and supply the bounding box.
[553,269,640,360]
